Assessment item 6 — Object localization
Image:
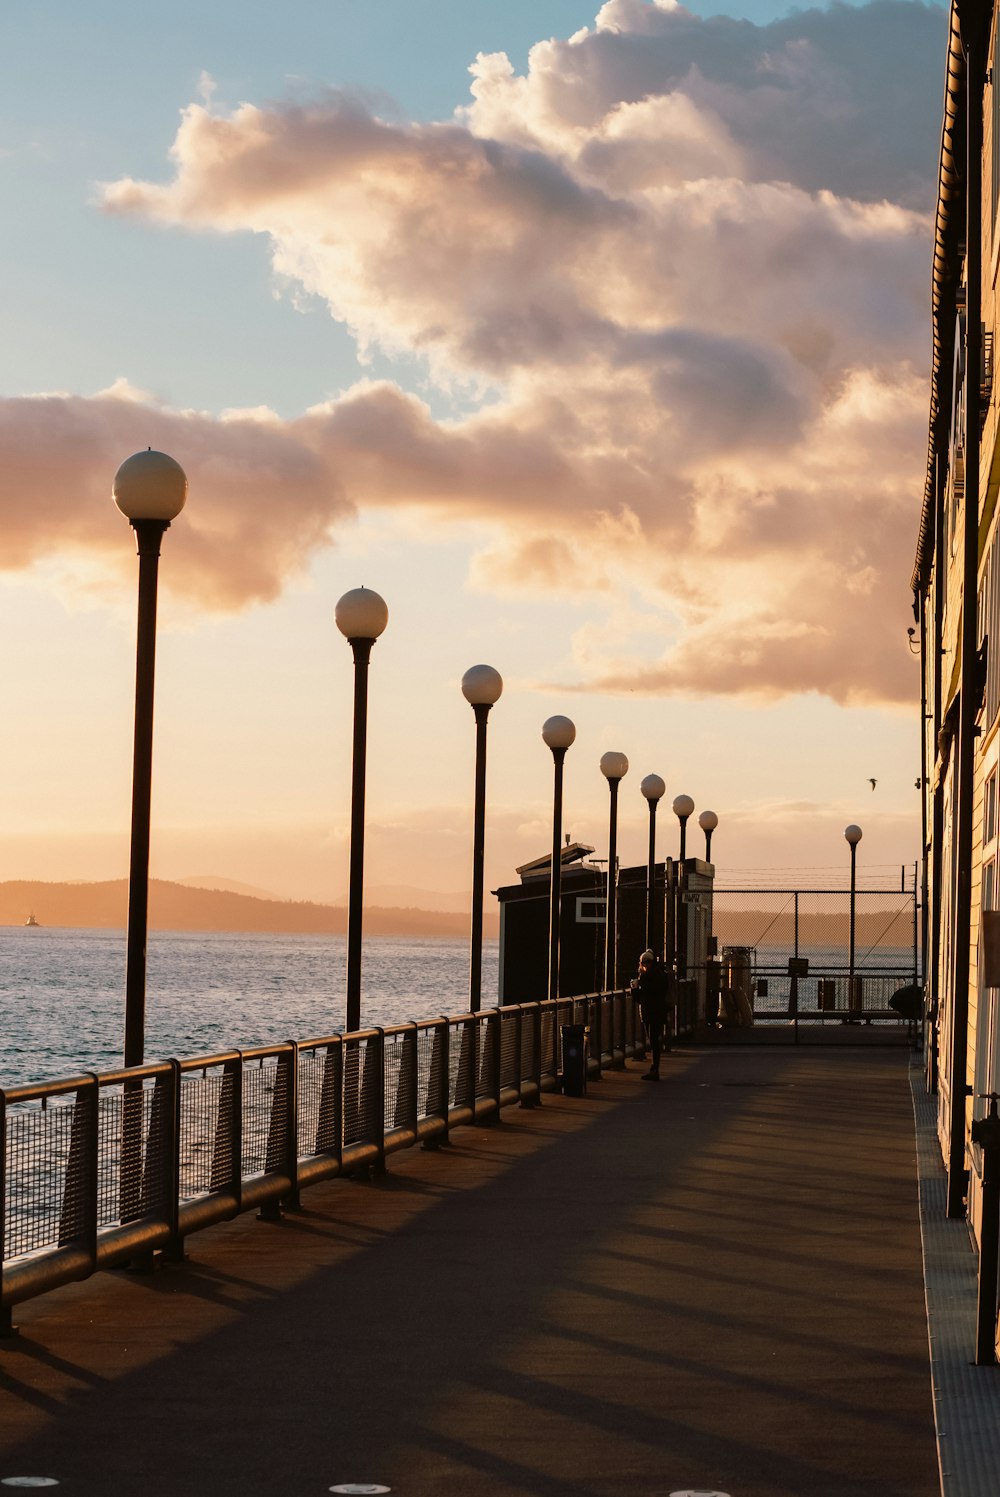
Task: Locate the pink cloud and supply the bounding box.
[4,1,942,705]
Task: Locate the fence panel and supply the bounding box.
[2,990,644,1312]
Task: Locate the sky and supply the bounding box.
[0,0,946,906]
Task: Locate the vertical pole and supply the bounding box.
[605,778,620,993]
[849,843,857,1020]
[346,638,374,1035]
[930,449,946,1092]
[973,1097,1000,1363]
[705,828,713,862]
[124,521,167,1068]
[645,799,657,953]
[470,703,490,1011]
[677,817,689,979]
[548,749,567,1003]
[794,891,800,962]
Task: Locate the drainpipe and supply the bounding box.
[948,7,987,1220]
[930,450,947,1095]
[917,594,930,1055]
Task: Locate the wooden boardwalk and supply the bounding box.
[0,1045,937,1497]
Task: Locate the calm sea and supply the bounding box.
[0,927,499,1087]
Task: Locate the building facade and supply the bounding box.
[916,0,1000,1246]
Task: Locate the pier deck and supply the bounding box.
[0,1045,937,1496]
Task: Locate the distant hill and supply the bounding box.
[177,875,282,900]
[0,879,500,939]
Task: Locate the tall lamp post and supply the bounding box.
[336,587,389,1034]
[699,809,718,862]
[640,775,666,956]
[600,752,629,991]
[673,794,695,862]
[462,665,503,1011]
[114,449,188,1068]
[543,716,576,1002]
[672,794,695,979]
[845,823,863,1021]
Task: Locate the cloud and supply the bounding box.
[23,0,945,701]
[0,386,348,609]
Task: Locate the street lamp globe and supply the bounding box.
[641,773,665,801]
[462,664,504,706]
[673,793,695,821]
[844,824,863,847]
[542,715,576,751]
[600,751,629,781]
[335,587,389,642]
[699,810,718,834]
[113,450,187,522]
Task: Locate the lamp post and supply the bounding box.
[640,774,666,956]
[845,823,863,1021]
[543,716,576,1002]
[600,752,629,992]
[336,587,389,1034]
[114,449,187,1069]
[673,793,695,862]
[463,665,503,1011]
[699,809,718,862]
[672,794,695,979]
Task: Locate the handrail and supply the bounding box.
[1,990,640,1328]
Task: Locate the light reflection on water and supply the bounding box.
[0,927,499,1087]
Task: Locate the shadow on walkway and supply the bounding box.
[0,1046,937,1497]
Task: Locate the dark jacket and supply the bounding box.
[635,960,672,1023]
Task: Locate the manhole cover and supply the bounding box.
[330,1487,391,1494]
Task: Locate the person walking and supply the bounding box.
[632,949,671,1080]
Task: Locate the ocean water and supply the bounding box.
[0,927,500,1087]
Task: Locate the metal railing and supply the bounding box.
[2,991,643,1319]
[740,969,916,1022]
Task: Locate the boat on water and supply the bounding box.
[24,913,39,928]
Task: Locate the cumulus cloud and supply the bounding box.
[0,385,348,609]
[19,0,943,700]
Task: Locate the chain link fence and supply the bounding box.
[707,888,919,1022]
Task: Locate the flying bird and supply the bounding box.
[869,778,877,791]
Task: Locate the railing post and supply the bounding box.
[58,1075,99,1269]
[423,1019,450,1147]
[392,1023,419,1138]
[164,1060,183,1261]
[375,1028,386,1172]
[141,1068,172,1224]
[259,1046,298,1218]
[591,996,602,1079]
[514,1003,524,1105]
[210,1055,242,1212]
[440,1019,451,1139]
[315,1037,343,1164]
[491,1007,503,1120]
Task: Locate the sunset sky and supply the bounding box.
[0,0,944,905]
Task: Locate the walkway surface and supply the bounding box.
[0,1045,938,1497]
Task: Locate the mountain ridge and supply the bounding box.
[2,878,499,939]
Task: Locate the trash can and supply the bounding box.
[561,1023,589,1097]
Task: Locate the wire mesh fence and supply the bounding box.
[1,993,644,1307]
[709,888,919,1022]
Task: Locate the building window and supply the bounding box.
[987,772,998,847]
